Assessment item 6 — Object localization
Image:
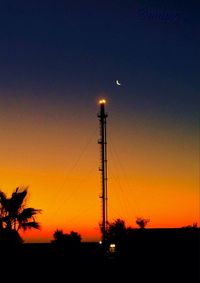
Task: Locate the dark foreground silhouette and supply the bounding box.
[1,228,199,282]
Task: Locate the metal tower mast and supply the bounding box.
[98,99,108,246]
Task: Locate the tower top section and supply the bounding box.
[98,98,107,118]
[99,98,106,104]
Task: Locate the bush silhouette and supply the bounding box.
[136,217,150,229]
[106,218,127,252]
[52,229,82,255]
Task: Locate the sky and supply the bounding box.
[0,0,199,242]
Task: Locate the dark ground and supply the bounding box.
[1,228,199,282]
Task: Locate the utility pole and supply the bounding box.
[98,99,108,248]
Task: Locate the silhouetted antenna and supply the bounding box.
[97,99,108,246]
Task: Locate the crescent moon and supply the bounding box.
[116,80,122,86]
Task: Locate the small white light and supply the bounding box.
[109,243,116,253]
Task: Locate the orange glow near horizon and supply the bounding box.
[0,96,199,243]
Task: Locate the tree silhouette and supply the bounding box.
[53,229,65,242]
[0,187,41,244]
[136,217,150,229]
[52,229,82,244]
[52,229,82,255]
[182,222,198,229]
[106,219,127,252]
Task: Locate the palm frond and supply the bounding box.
[0,191,9,211]
[10,188,28,213]
[0,187,42,234]
[18,208,42,222]
[21,222,41,231]
[0,191,7,202]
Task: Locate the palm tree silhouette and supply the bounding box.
[0,187,41,244]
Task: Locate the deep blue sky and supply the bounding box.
[0,0,199,128]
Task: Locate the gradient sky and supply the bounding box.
[0,0,199,242]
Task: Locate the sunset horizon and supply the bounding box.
[2,95,199,243]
